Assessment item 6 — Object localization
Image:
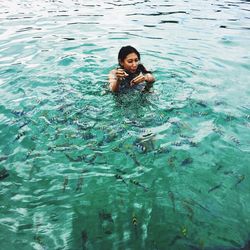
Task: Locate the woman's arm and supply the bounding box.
[144,73,155,84]
[143,73,155,92]
[108,69,128,92]
[109,70,120,92]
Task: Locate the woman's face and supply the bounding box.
[120,52,139,73]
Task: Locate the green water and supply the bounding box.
[0,0,250,249]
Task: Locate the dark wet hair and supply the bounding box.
[118,45,140,65]
[118,45,151,74]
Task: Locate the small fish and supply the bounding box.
[99,210,113,223]
[0,156,8,162]
[171,141,182,146]
[115,168,127,175]
[182,201,194,221]
[157,146,170,154]
[105,132,117,143]
[212,127,224,136]
[132,213,138,237]
[25,149,34,160]
[181,157,193,166]
[104,229,112,235]
[184,199,210,213]
[229,135,240,145]
[214,100,225,106]
[127,152,140,166]
[168,191,176,212]
[19,121,30,129]
[11,110,26,117]
[189,140,197,147]
[0,168,9,181]
[63,176,68,192]
[196,101,207,108]
[208,183,222,193]
[225,115,235,121]
[195,202,210,212]
[132,214,137,226]
[223,170,234,175]
[112,147,121,152]
[168,156,176,168]
[34,235,43,245]
[115,174,128,186]
[217,236,241,248]
[65,154,85,162]
[15,131,26,141]
[136,143,147,153]
[81,132,94,140]
[192,111,208,116]
[179,134,194,139]
[130,179,148,192]
[180,226,188,237]
[216,164,223,171]
[180,121,192,130]
[76,175,84,192]
[235,175,245,187]
[81,230,88,250]
[81,169,89,174]
[17,223,33,231]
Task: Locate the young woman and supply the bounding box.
[108,46,155,93]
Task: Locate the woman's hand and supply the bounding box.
[130,73,149,86]
[115,68,128,81]
[131,73,155,86]
[130,73,146,86]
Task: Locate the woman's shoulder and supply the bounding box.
[109,69,116,74]
[109,69,117,78]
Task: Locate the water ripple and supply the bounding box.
[0,0,250,249]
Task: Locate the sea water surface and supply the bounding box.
[0,0,250,249]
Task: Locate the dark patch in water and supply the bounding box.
[67,22,99,25]
[181,157,193,166]
[193,17,217,20]
[127,11,188,16]
[0,168,9,181]
[160,20,179,23]
[144,24,157,27]
[99,210,114,223]
[63,37,75,40]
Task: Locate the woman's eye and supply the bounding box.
[127,59,138,64]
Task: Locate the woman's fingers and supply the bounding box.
[116,69,128,78]
[130,75,145,85]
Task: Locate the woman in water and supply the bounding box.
[109,46,155,92]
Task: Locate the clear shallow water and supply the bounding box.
[0,0,250,249]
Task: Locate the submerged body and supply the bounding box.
[109,46,155,93]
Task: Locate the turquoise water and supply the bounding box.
[0,0,250,249]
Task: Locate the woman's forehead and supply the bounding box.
[125,53,138,60]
